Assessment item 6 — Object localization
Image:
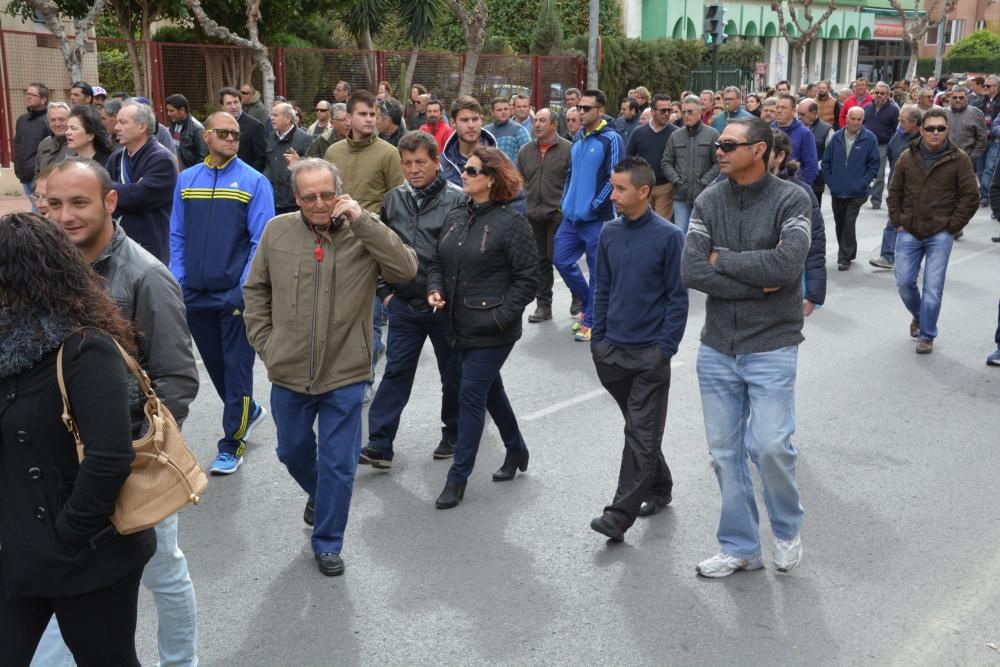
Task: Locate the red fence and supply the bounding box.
[0,31,583,167]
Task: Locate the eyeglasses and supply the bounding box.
[332,116,346,123]
[576,105,597,113]
[874,92,887,96]
[950,96,966,101]
[299,191,338,204]
[922,125,948,133]
[462,165,485,177]
[30,192,46,202]
[713,140,757,153]
[654,108,671,114]
[681,109,699,115]
[239,90,252,95]
[316,107,330,112]
[208,129,240,140]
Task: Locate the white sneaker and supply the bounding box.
[696,552,764,578]
[774,535,802,573]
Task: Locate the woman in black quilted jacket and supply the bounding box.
[427,147,538,509]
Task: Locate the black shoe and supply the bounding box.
[315,552,345,577]
[569,295,582,316]
[590,513,625,542]
[435,480,466,509]
[359,445,392,469]
[492,447,529,481]
[870,202,881,210]
[528,304,552,323]
[432,438,455,460]
[303,499,315,526]
[837,261,850,271]
[638,495,672,517]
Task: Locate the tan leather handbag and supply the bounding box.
[57,339,208,535]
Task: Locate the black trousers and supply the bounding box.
[0,567,143,667]
[592,341,673,529]
[831,196,867,263]
[528,212,561,305]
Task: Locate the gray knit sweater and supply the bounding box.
[681,172,812,355]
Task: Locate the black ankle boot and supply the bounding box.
[492,447,529,481]
[435,480,466,509]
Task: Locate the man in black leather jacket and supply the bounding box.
[359,131,467,469]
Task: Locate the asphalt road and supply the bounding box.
[135,201,1000,666]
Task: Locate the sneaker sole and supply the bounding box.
[696,559,764,578]
[210,459,243,475]
[243,405,268,441]
[359,452,392,469]
[432,452,455,460]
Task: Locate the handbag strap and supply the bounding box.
[56,337,161,464]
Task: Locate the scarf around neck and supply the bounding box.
[0,306,77,377]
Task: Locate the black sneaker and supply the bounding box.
[303,499,315,526]
[315,552,345,577]
[590,513,625,542]
[359,445,393,469]
[433,438,455,460]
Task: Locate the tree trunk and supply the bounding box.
[798,42,808,85]
[125,39,145,96]
[443,0,488,98]
[905,38,919,79]
[27,0,108,82]
[254,50,275,109]
[403,47,418,99]
[587,0,599,88]
[358,27,376,91]
[459,49,479,97]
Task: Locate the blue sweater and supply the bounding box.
[169,156,274,308]
[591,207,688,357]
[561,121,624,224]
[106,140,178,263]
[773,119,818,186]
[821,127,881,199]
[863,101,900,145]
[625,122,676,183]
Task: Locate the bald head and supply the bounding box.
[205,111,238,130]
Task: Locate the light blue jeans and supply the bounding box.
[672,200,692,235]
[696,344,804,559]
[31,513,199,667]
[894,229,953,341]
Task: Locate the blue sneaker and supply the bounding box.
[243,402,267,441]
[210,452,243,475]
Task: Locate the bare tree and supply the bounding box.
[887,0,957,79]
[770,0,837,85]
[26,0,109,82]
[185,0,274,107]
[442,0,487,97]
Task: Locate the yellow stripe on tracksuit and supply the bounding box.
[232,396,251,456]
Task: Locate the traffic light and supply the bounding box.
[704,4,726,47]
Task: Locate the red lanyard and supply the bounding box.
[310,226,326,262]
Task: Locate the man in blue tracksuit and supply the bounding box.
[169,112,275,475]
[555,88,624,342]
[588,156,688,542]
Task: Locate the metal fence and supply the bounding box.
[0,31,583,165]
[688,66,754,96]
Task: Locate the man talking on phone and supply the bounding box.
[243,158,417,576]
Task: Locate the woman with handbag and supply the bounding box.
[427,146,538,509]
[0,213,154,667]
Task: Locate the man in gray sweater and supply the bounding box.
[681,117,812,578]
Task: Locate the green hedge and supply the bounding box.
[916,55,1000,77]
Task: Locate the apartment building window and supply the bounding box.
[925,19,966,45]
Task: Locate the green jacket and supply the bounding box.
[243,211,417,394]
[323,134,404,214]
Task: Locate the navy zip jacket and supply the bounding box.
[591,207,688,357]
[168,155,274,309]
[821,127,881,199]
[863,100,900,145]
[106,139,178,264]
[773,118,818,186]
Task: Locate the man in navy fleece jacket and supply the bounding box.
[588,156,688,543]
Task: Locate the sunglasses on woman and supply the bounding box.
[462,165,485,177]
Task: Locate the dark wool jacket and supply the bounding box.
[427,200,538,349]
[14,107,50,183]
[237,111,267,172]
[887,137,980,239]
[378,173,468,309]
[0,331,155,598]
[106,139,179,264]
[171,115,208,170]
[264,126,314,209]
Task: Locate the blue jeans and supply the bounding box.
[982,140,999,201]
[22,181,37,214]
[879,220,897,263]
[367,298,459,456]
[271,382,364,554]
[672,200,692,235]
[31,514,198,667]
[448,343,527,483]
[369,297,385,386]
[894,229,953,340]
[553,218,603,328]
[696,344,803,559]
[870,142,889,206]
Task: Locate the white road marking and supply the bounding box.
[949,243,1000,266]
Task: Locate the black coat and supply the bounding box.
[237,111,267,172]
[13,107,50,184]
[428,200,538,349]
[0,331,155,598]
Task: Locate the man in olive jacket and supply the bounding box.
[888,108,980,355]
[243,158,417,577]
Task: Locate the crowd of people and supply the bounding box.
[2,68,999,664]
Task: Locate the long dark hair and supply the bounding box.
[70,104,113,156]
[0,213,135,354]
[770,128,800,179]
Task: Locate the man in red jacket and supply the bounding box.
[420,99,454,154]
[839,79,874,128]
